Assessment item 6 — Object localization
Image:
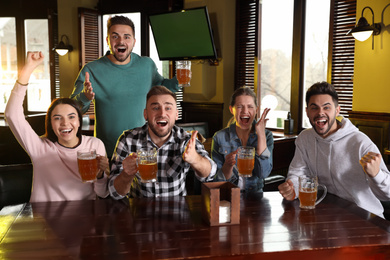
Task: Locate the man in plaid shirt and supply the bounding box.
[109,86,217,198]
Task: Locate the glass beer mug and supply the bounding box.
[298,176,327,209]
[137,148,158,183]
[176,60,192,87]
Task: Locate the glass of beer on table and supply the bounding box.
[298,176,327,209]
[137,148,158,183]
[236,146,255,177]
[176,60,191,87]
[77,149,99,183]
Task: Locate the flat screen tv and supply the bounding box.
[149,7,217,61]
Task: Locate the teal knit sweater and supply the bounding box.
[70,53,179,158]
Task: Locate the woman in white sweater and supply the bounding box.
[5,51,109,202]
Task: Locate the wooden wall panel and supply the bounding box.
[348,111,390,163]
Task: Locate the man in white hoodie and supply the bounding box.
[278,81,390,217]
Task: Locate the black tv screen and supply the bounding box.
[149,7,217,61]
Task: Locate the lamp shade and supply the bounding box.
[53,35,73,56]
[347,17,376,41]
[56,49,69,56]
[352,31,373,42]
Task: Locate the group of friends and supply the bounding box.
[5,16,390,218]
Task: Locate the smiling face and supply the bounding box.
[144,94,178,145]
[306,94,341,138]
[51,104,80,147]
[230,95,257,130]
[107,24,136,64]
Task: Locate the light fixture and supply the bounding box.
[53,35,73,56]
[346,6,381,50]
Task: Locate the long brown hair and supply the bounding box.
[44,98,83,143]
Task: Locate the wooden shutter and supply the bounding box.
[48,9,60,99]
[176,87,183,121]
[329,0,356,117]
[78,8,103,115]
[79,8,103,68]
[235,0,259,90]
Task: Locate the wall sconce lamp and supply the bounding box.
[53,35,73,56]
[346,6,381,50]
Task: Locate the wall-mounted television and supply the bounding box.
[149,6,217,61]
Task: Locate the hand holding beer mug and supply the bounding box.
[137,148,158,183]
[298,176,327,209]
[77,149,99,183]
[236,146,255,177]
[176,60,191,87]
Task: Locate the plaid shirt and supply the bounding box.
[109,123,217,198]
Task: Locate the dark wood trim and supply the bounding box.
[348,110,390,163]
[290,0,306,134]
[348,111,390,121]
[271,132,296,177]
[140,13,150,56]
[97,0,183,15]
[180,102,224,138]
[0,1,56,17]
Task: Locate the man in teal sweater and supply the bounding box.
[70,16,179,158]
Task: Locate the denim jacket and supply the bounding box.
[211,122,274,193]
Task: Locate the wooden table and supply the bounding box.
[1,192,390,259]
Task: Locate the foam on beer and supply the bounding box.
[78,154,95,160]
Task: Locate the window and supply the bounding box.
[25,19,51,112]
[260,0,294,128]
[235,0,355,132]
[261,0,330,129]
[302,0,331,128]
[0,5,58,115]
[0,18,52,113]
[0,18,17,113]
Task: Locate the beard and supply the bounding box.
[310,115,337,137]
[113,51,131,62]
[111,44,133,62]
[148,121,173,138]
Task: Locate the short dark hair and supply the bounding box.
[107,15,135,36]
[230,86,257,107]
[45,98,83,143]
[306,81,339,107]
[147,86,177,104]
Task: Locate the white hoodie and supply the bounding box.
[288,117,390,217]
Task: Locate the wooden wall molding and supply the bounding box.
[348,111,390,163]
[348,111,390,121]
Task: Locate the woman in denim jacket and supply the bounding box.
[211,87,273,193]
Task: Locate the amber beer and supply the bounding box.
[237,158,255,177]
[176,60,191,87]
[299,188,317,209]
[176,68,191,86]
[77,149,98,183]
[236,146,255,177]
[138,161,158,182]
[137,148,158,183]
[298,176,327,209]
